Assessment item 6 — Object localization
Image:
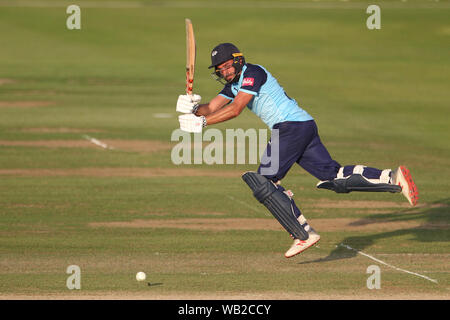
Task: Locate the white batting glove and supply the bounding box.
[179,113,206,133]
[176,94,202,113]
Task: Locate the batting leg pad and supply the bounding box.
[316,174,402,193]
[242,171,309,240]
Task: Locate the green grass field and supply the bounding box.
[0,0,449,299]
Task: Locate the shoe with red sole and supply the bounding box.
[391,166,419,206]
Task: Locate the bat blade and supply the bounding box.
[185,18,196,95]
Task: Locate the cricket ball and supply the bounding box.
[136,271,146,282]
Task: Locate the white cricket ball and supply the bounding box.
[136,271,146,282]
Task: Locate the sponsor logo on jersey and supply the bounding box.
[242,77,254,86]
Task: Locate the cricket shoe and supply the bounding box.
[284,232,320,258]
[391,166,419,206]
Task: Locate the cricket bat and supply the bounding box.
[185,18,196,95]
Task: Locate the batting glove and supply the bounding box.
[178,113,206,133]
[176,94,201,113]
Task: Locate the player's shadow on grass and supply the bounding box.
[298,198,450,265]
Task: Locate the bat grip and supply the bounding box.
[186,73,194,95]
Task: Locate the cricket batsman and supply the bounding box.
[176,43,419,258]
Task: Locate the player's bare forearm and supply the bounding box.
[194,103,214,116]
[204,104,240,125]
[194,95,230,116]
[205,91,253,126]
